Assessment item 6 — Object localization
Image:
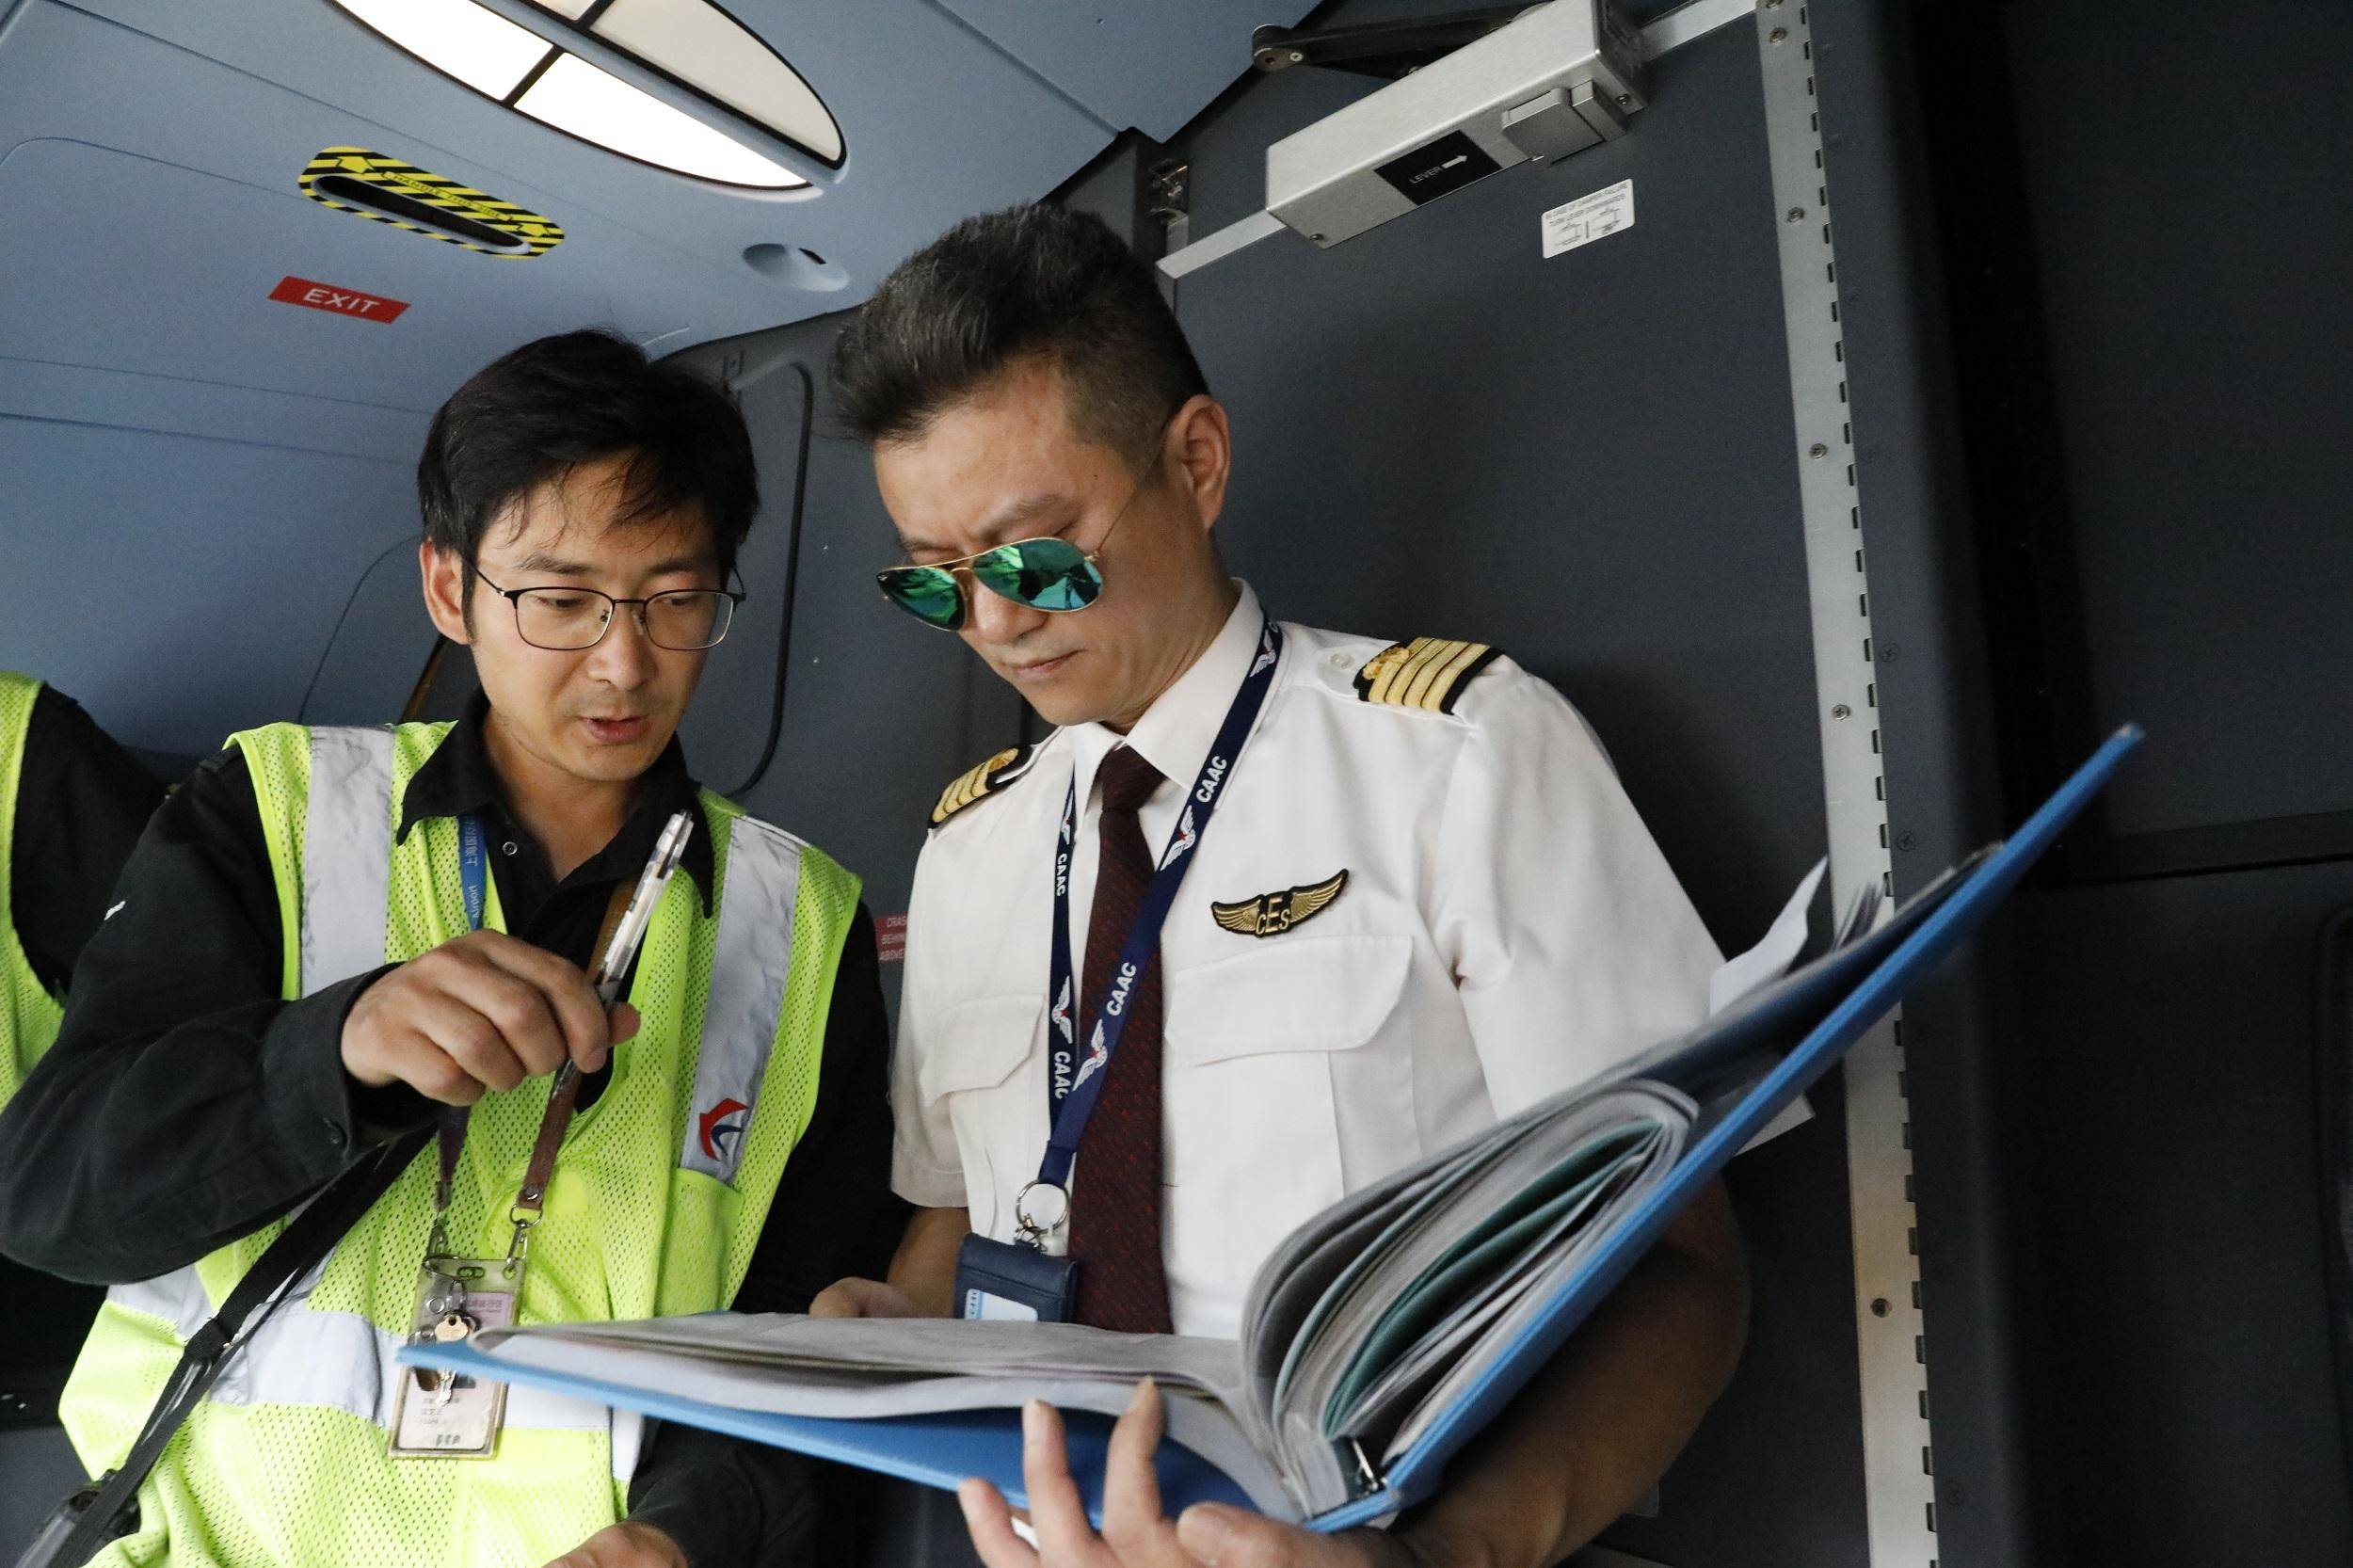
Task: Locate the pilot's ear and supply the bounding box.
[1168,394,1230,533]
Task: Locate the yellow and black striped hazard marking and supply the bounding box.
[931,744,1040,827]
[298,147,564,259]
[1354,636,1502,715]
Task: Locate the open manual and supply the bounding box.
[406,727,2140,1531]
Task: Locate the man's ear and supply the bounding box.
[419,541,473,645]
[1167,394,1231,536]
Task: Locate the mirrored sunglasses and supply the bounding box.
[874,536,1105,632]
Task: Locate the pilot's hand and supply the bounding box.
[342,929,639,1105]
[808,1276,926,1319]
[538,1521,687,1568]
[960,1384,1417,1568]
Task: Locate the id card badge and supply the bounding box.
[388,1255,521,1458]
[954,1234,1078,1323]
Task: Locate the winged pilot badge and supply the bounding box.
[1210,870,1351,939]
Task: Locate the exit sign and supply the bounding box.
[267,275,408,323]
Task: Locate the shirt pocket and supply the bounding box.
[1160,934,1413,1288]
[915,993,1045,1241]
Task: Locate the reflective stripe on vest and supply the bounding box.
[300,725,394,994]
[98,724,808,1479]
[682,814,798,1185]
[105,1265,641,1473]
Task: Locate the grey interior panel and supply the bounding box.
[0,413,417,755]
[931,0,1315,142]
[2008,863,2353,1564]
[1997,2,2353,841]
[0,1427,86,1558]
[1163,11,1856,1563]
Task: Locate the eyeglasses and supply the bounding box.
[874,471,1149,632]
[475,571,746,651]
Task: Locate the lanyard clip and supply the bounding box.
[504,1202,540,1262]
[1011,1181,1070,1249]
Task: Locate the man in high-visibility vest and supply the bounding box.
[0,331,899,1568]
[0,670,163,1107]
[0,671,164,1432]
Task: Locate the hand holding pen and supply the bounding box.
[338,813,692,1107]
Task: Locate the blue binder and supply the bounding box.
[408,726,2140,1529]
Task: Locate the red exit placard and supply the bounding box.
[268,275,409,323]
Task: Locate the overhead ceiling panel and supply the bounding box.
[0,137,590,408]
[47,0,1124,327]
[932,0,1315,141]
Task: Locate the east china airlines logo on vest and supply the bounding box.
[682,1045,763,1181]
[696,1097,751,1162]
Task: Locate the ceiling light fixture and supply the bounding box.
[327,0,839,189]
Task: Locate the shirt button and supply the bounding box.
[501,841,519,856]
[323,1121,346,1149]
[1328,651,1352,669]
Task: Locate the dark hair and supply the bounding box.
[417,329,759,583]
[829,204,1208,470]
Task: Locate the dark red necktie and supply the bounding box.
[1067,744,1175,1334]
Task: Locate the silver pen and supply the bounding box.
[552,810,694,1096]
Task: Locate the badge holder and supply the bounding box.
[388,1125,562,1460]
[388,1241,523,1456]
[955,1182,1078,1322]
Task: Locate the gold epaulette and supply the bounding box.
[929,744,1040,827]
[1354,637,1502,715]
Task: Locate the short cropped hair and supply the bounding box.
[829,204,1208,471]
[417,329,759,581]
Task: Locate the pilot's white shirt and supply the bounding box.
[892,583,1727,1340]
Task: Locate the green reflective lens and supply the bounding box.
[877,567,966,630]
[877,537,1107,632]
[969,538,1102,613]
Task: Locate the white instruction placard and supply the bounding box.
[1542,180,1635,258]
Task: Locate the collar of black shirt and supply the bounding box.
[392,693,716,915]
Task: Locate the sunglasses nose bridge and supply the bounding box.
[964,567,1048,641]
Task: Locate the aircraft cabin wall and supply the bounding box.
[4,0,2350,1564]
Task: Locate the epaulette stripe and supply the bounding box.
[1367,640,1419,705]
[1390,637,1462,706]
[1436,645,1502,713]
[1366,641,1412,704]
[1356,636,1501,714]
[1386,640,1442,706]
[930,744,1035,827]
[1411,640,1486,710]
[1398,639,1465,708]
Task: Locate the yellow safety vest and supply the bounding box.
[57,721,859,1568]
[0,672,66,1108]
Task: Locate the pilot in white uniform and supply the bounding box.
[815,201,1754,1568]
[895,582,1724,1341]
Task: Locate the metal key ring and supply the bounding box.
[1012,1181,1070,1246]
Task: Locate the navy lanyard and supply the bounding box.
[457,813,489,934]
[429,813,494,1250]
[1037,618,1283,1192]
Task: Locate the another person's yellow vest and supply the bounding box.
[57,721,859,1568]
[0,671,67,1108]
